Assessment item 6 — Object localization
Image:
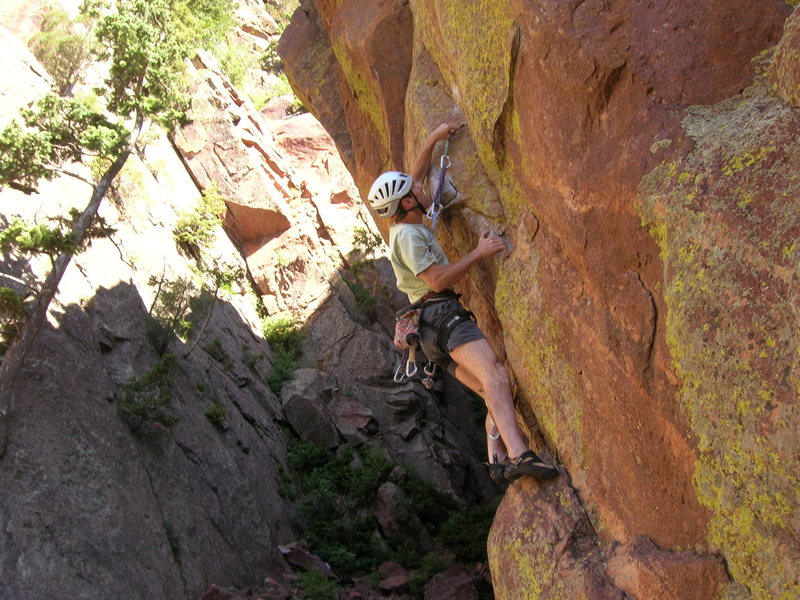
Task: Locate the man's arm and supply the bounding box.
[418,232,507,292]
[409,122,463,182]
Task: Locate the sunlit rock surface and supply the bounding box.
[280,1,800,597]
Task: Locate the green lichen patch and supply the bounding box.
[488,480,606,600]
[495,253,583,468]
[330,37,390,154]
[638,86,800,600]
[412,0,517,165]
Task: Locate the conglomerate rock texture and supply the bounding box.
[279,1,800,598]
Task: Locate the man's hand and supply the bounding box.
[476,231,507,259]
[410,122,465,181]
[431,122,464,142]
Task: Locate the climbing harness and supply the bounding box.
[392,290,475,387]
[426,124,464,232]
[434,303,476,355]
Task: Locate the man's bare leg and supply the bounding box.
[450,338,528,459]
[452,362,509,462]
[485,414,508,463]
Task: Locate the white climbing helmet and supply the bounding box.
[367,171,413,217]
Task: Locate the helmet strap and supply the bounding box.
[410,191,425,213]
[394,192,424,221]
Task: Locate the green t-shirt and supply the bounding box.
[389,222,449,303]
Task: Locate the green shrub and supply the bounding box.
[0,287,27,350]
[242,342,265,369]
[408,552,450,597]
[264,0,299,24]
[263,315,302,392]
[173,186,226,258]
[260,40,283,73]
[344,226,389,318]
[297,570,338,600]
[146,275,198,354]
[399,472,459,535]
[203,337,233,371]
[117,353,179,429]
[343,277,376,317]
[215,38,257,88]
[28,9,95,95]
[285,437,498,585]
[287,440,392,573]
[0,218,77,260]
[352,226,382,258]
[204,401,226,429]
[437,497,502,563]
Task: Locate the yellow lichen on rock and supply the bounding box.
[638,86,800,600]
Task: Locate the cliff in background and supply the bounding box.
[278,1,800,598]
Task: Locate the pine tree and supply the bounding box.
[0,0,235,455]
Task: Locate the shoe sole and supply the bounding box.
[505,462,559,483]
[487,465,507,486]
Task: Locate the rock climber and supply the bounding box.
[366,122,558,485]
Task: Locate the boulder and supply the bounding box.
[424,565,479,600]
[198,585,236,600]
[278,541,339,579]
[280,368,340,448]
[378,574,409,593]
[374,481,435,552]
[378,561,407,578]
[329,393,379,445]
[488,475,629,600]
[606,536,727,600]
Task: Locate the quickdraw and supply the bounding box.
[426,125,463,232]
[393,344,419,383]
[420,361,437,389]
[394,346,438,387]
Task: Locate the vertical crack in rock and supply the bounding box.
[632,269,657,369]
[599,61,626,110]
[491,26,522,171]
[137,446,189,591]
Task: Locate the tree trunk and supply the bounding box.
[0,115,143,457]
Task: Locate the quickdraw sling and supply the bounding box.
[426,124,464,232]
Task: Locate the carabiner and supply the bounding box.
[405,360,418,378]
[405,345,418,378]
[394,361,406,383]
[426,203,439,221]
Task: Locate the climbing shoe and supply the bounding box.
[486,454,508,486]
[504,451,559,483]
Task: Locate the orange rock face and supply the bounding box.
[280,2,800,598]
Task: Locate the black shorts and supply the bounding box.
[418,297,485,373]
